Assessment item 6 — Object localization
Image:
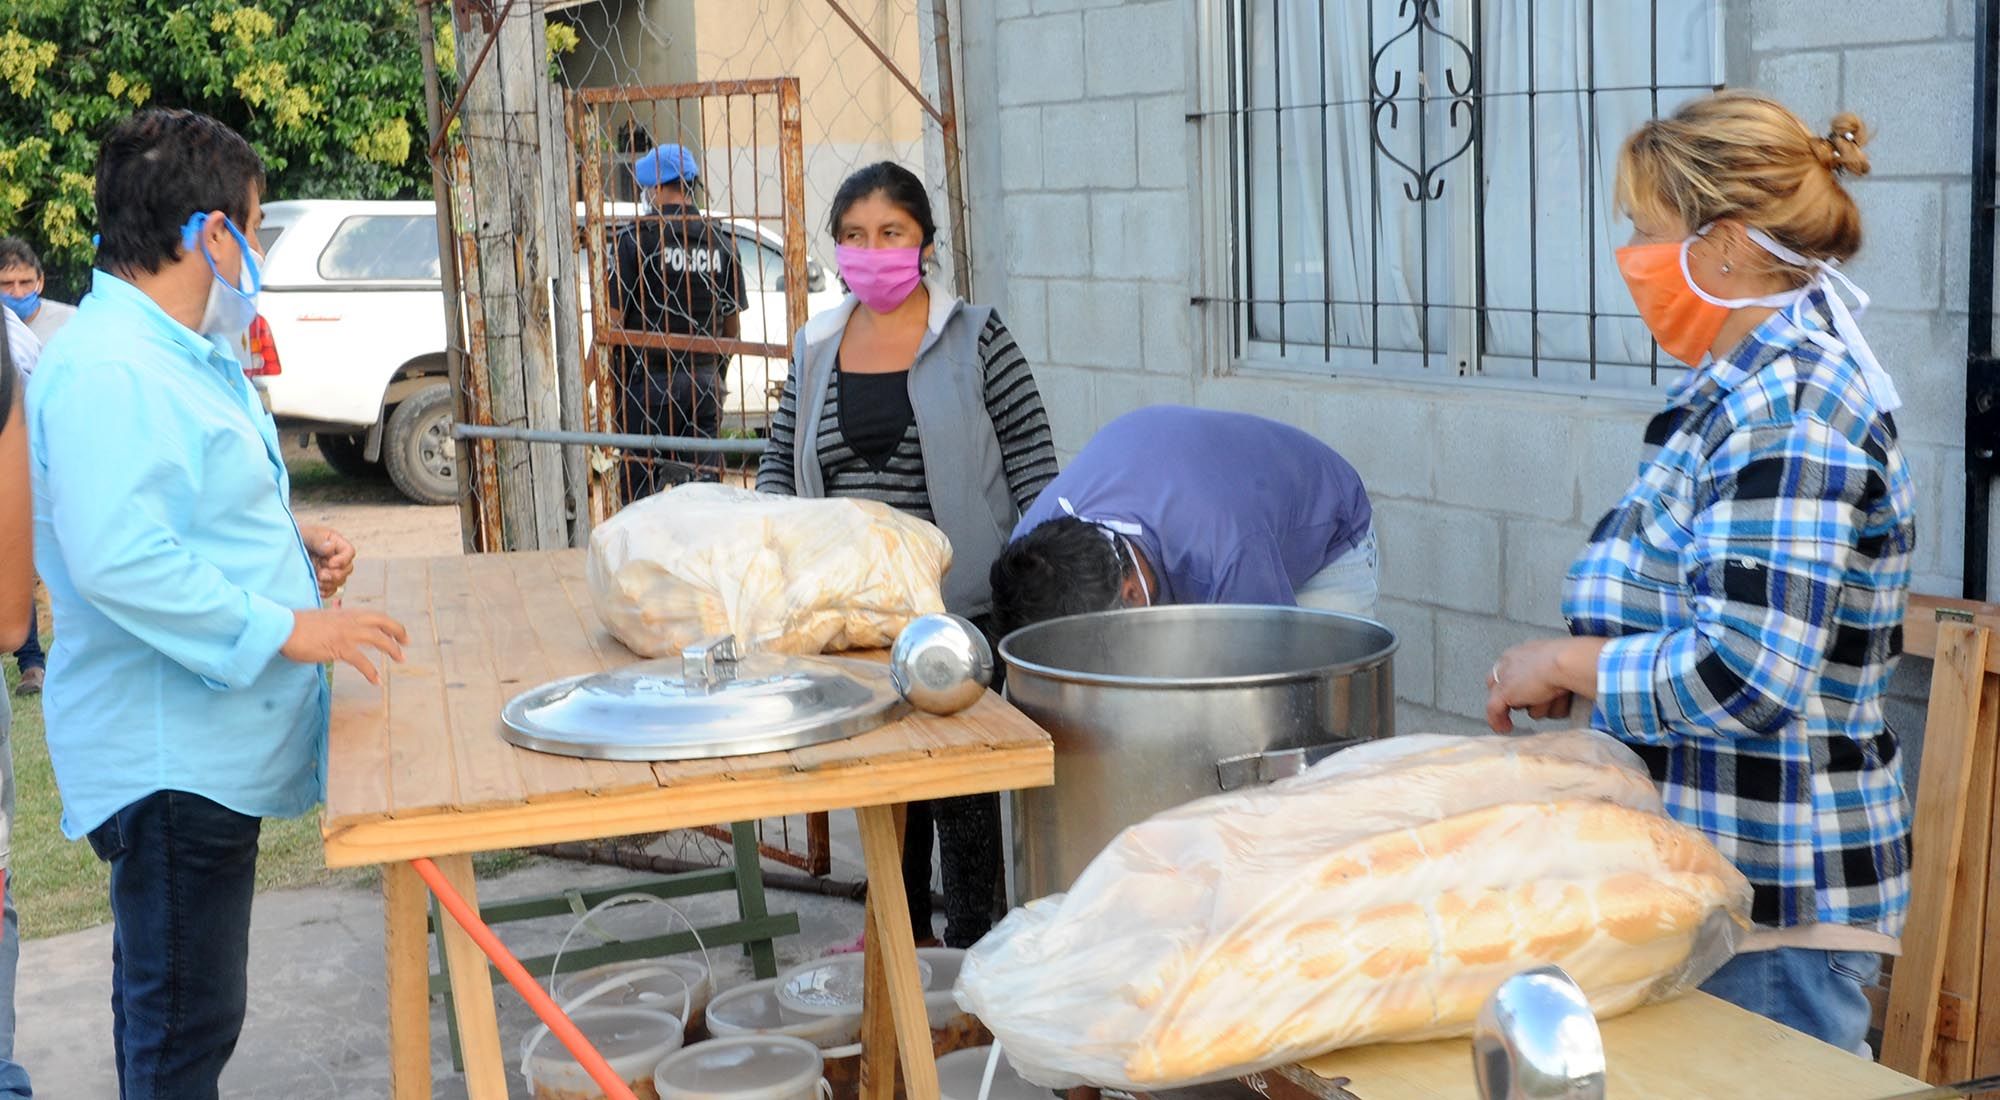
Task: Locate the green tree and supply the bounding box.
[0,0,436,296]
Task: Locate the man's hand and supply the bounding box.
[298,524,356,600]
[282,609,409,686]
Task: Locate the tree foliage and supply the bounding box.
[0,0,435,296]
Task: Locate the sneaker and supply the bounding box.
[16,667,42,696]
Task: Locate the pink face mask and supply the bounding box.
[835,245,923,314]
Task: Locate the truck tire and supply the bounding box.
[314,432,385,480]
[382,383,458,506]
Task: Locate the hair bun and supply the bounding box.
[1824,112,1872,177]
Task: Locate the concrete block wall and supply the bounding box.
[959,0,1988,733]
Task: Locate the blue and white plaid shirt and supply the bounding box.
[1563,288,1915,938]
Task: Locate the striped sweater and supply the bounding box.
[757,313,1058,520]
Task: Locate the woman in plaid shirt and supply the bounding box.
[1486,91,1915,1056]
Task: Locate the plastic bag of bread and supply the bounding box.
[954,730,1752,1091]
[587,484,952,657]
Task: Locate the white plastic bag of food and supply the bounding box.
[587,484,952,657]
[955,730,1751,1091]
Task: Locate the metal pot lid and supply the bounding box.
[502,635,908,762]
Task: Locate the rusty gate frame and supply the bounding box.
[570,76,809,522]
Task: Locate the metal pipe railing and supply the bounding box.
[453,423,768,455]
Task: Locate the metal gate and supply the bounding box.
[570,77,811,521]
[1965,0,1998,599]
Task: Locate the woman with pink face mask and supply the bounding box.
[758,162,1058,950]
[1485,92,1915,1056]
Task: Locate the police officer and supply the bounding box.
[613,144,745,499]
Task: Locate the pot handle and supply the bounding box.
[1216,738,1368,790]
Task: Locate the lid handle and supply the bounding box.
[682,635,741,692]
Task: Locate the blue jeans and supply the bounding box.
[1700,947,1880,1056]
[10,615,38,673]
[0,872,29,1097]
[85,791,261,1100]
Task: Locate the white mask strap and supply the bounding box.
[1678,224,1902,413]
[1057,497,1152,606]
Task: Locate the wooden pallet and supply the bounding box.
[1880,596,2000,1083]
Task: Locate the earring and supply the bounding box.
[1721,261,1732,274]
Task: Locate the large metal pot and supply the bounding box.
[1000,605,1397,902]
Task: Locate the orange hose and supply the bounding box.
[412,857,640,1100]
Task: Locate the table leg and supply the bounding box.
[858,804,940,1100]
[434,854,510,1100]
[859,807,906,1100]
[384,862,434,1100]
[731,821,780,979]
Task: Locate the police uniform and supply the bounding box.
[612,198,744,499]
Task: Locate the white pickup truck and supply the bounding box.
[246,199,837,504]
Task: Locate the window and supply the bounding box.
[1214,0,1718,388]
[255,223,288,257]
[317,215,443,282]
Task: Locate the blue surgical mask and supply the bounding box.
[181,212,262,337]
[0,291,37,321]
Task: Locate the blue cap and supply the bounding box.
[633,144,700,189]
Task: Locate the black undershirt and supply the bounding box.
[837,368,915,472]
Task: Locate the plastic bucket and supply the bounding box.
[706,978,862,1050]
[654,1034,829,1100]
[917,948,965,1030]
[557,958,714,1037]
[936,1047,1051,1100]
[774,955,933,1018]
[524,1005,685,1100]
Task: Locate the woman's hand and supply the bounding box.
[1485,637,1607,734]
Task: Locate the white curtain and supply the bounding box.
[1245,0,1716,384]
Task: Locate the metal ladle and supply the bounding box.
[1471,965,1607,1100]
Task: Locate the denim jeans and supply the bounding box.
[85,791,262,1100]
[10,614,37,674]
[1294,525,1380,620]
[0,696,24,1096]
[0,872,29,1098]
[1699,946,1881,1057]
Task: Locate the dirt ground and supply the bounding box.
[281,434,464,561]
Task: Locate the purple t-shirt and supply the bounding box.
[1012,405,1371,605]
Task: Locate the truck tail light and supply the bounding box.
[244,315,282,377]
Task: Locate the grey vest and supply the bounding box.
[791,297,1014,618]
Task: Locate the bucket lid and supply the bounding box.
[527,1006,684,1067]
[503,636,909,761]
[775,954,934,1016]
[556,959,707,1010]
[654,1034,823,1100]
[936,1047,1050,1100]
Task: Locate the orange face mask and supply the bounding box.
[1614,240,1730,366]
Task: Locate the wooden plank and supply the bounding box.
[429,556,530,813]
[1882,623,1989,1077]
[1930,666,2000,1081]
[1287,994,1923,1099]
[1978,684,2000,1081]
[324,739,1052,867]
[325,558,395,824]
[384,557,459,819]
[462,552,599,803]
[858,804,939,1100]
[1905,594,2000,670]
[382,861,434,1100]
[510,551,660,797]
[432,854,509,1100]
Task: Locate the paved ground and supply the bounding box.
[18,824,882,1097]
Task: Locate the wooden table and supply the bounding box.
[1259,993,1925,1099]
[322,550,1055,1100]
